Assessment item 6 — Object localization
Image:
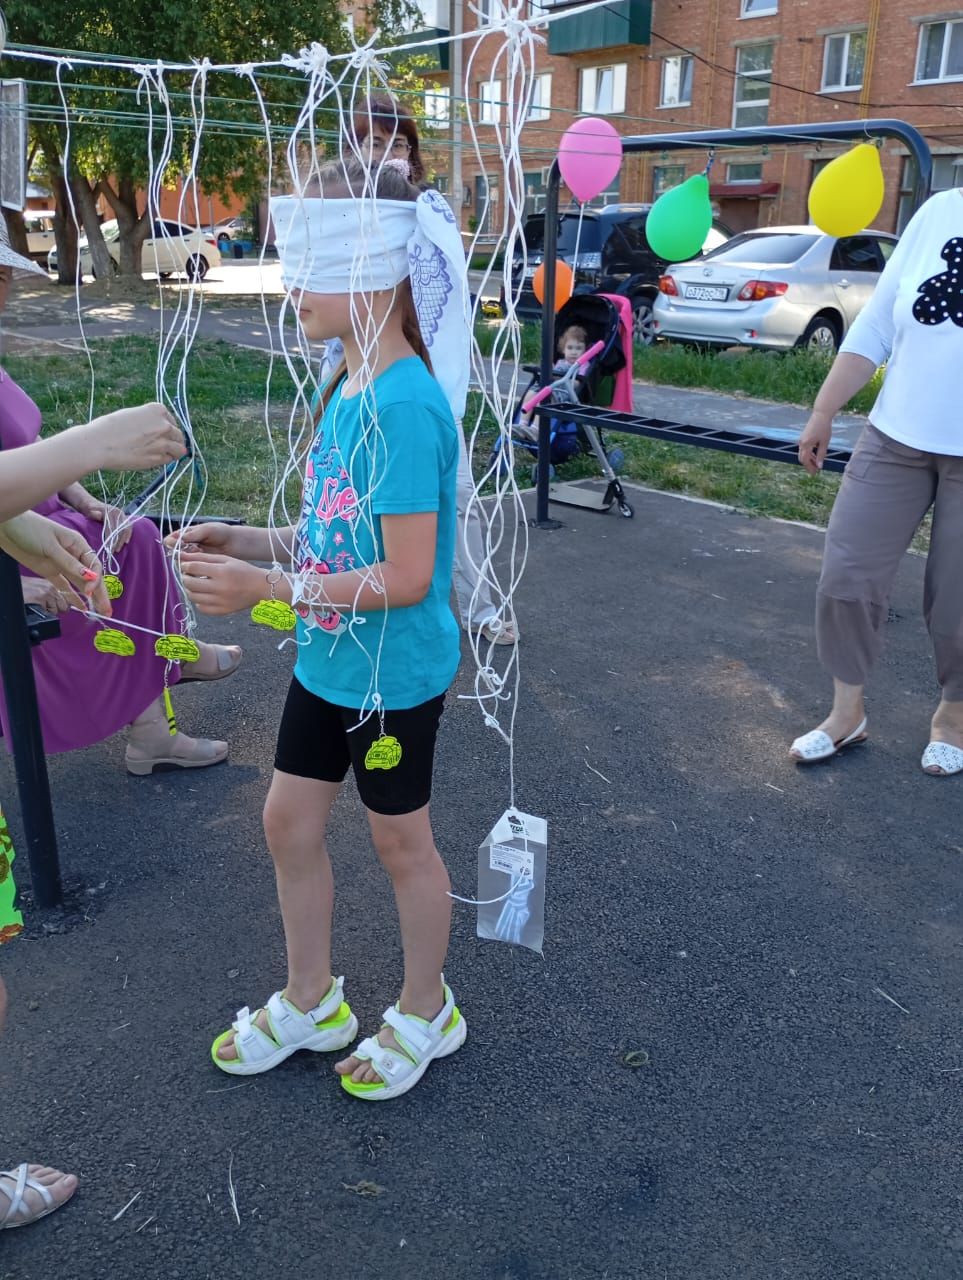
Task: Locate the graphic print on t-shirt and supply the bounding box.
[294,442,361,639]
[912,237,963,328]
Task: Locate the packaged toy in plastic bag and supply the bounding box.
[476,809,547,954]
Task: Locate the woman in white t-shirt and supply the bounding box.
[791,188,963,775]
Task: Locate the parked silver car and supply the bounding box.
[652,227,898,353]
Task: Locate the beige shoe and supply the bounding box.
[477,618,518,646]
[126,731,228,776]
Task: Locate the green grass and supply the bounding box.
[6,331,898,538]
[5,336,299,525]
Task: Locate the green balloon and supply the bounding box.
[645,173,713,262]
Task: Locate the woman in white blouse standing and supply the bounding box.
[791,187,963,775]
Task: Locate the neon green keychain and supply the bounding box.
[154,634,201,663]
[94,628,136,657]
[364,735,403,771]
[103,575,124,600]
[251,599,297,631]
[0,805,24,945]
[163,685,177,736]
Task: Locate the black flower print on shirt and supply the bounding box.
[913,238,963,328]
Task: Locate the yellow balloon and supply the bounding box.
[808,143,885,237]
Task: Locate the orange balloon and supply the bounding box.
[532,260,574,312]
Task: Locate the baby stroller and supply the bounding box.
[489,293,635,519]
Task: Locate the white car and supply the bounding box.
[652,226,898,353]
[23,210,57,261]
[47,218,221,281]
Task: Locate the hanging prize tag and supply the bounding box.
[251,600,297,631]
[364,735,402,772]
[103,575,124,600]
[476,809,548,954]
[154,634,201,663]
[162,686,177,736]
[94,628,136,657]
[0,804,24,945]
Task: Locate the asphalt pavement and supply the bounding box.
[2,482,961,1280]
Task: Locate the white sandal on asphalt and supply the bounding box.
[790,717,868,764]
[0,1164,77,1230]
[210,977,358,1076]
[921,741,963,776]
[340,981,467,1102]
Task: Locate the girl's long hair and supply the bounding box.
[312,158,432,420]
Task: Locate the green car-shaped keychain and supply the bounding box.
[364,735,403,771]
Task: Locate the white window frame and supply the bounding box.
[479,79,502,125]
[660,55,694,108]
[652,164,685,200]
[740,0,778,15]
[822,30,866,91]
[915,18,963,84]
[424,86,450,126]
[732,43,773,128]
[726,160,763,184]
[578,63,627,115]
[527,72,552,122]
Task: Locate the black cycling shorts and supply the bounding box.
[274,677,446,816]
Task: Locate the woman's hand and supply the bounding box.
[80,403,187,473]
[0,512,111,615]
[798,410,833,475]
[21,576,83,614]
[180,552,265,616]
[86,501,133,550]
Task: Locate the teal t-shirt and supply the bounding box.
[292,356,461,711]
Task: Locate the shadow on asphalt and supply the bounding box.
[1,485,960,1280]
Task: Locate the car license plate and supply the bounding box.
[684,284,728,302]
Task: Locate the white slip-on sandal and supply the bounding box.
[790,717,868,764]
[921,741,963,776]
[340,981,467,1102]
[211,976,358,1076]
[0,1164,76,1230]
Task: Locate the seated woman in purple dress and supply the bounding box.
[0,230,241,776]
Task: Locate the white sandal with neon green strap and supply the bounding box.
[211,976,358,1076]
[340,982,467,1102]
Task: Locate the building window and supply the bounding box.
[579,64,627,115]
[476,0,493,25]
[916,19,963,83]
[733,43,773,128]
[527,73,552,122]
[899,153,963,228]
[424,87,450,126]
[524,169,546,216]
[727,161,763,183]
[741,0,777,14]
[652,164,685,199]
[660,55,694,107]
[479,80,501,125]
[822,30,866,90]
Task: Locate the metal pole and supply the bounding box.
[535,159,560,527]
[449,0,463,225]
[0,552,63,909]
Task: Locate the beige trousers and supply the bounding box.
[816,424,963,700]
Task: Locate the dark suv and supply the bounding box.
[509,204,731,345]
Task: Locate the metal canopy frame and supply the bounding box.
[533,118,933,525]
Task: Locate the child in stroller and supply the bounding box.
[489,294,635,516]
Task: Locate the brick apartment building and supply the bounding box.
[410,0,963,237]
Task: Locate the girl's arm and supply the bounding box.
[165,522,296,563]
[179,513,437,615]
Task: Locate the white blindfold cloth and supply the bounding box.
[270,189,471,420]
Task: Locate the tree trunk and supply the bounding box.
[70,175,113,280]
[101,177,150,277]
[2,209,30,258]
[51,173,79,286]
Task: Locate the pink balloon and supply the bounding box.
[558,117,624,204]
